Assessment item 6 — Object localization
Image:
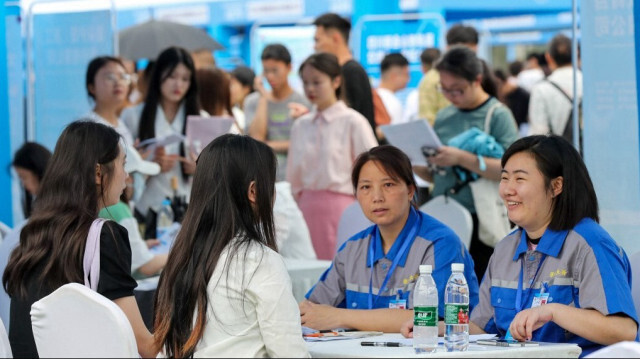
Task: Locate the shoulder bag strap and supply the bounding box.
[84,218,108,291]
[483,101,503,134]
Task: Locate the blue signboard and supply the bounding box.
[354,14,445,90]
[582,0,640,254]
[31,10,113,150]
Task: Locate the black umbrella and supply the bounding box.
[118,19,224,60]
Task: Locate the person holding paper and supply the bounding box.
[300,145,478,332]
[153,135,309,358]
[122,47,207,216]
[403,135,638,356]
[415,46,518,280]
[247,44,310,181]
[286,53,377,260]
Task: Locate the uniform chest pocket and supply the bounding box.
[490,287,517,335]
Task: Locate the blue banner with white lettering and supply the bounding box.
[354,14,445,89]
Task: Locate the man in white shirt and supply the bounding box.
[517,52,546,93]
[376,53,410,124]
[528,34,582,142]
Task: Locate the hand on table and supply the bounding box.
[400,318,414,338]
[509,305,555,341]
[299,300,343,330]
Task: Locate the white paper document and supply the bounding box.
[380,120,443,166]
[137,133,186,161]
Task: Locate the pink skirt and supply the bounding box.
[298,190,355,260]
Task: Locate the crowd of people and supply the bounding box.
[0,11,636,359]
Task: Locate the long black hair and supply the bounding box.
[12,142,52,217]
[154,134,277,357]
[4,121,121,298]
[501,135,598,230]
[138,47,200,179]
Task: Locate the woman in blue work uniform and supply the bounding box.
[403,135,638,356]
[300,145,479,332]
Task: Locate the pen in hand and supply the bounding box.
[361,342,408,347]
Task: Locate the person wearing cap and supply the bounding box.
[300,145,479,332]
[99,145,168,277]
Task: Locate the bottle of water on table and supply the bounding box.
[157,198,174,245]
[444,263,469,352]
[413,264,438,353]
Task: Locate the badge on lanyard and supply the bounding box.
[531,282,550,308]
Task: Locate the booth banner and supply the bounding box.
[354,14,445,88]
[32,10,113,150]
[582,0,640,254]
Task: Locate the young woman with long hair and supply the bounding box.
[121,46,205,216]
[153,134,308,358]
[3,121,155,358]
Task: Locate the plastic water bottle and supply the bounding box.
[444,263,469,352]
[156,198,174,244]
[413,264,439,353]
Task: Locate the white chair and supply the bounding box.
[0,317,11,358]
[31,283,138,357]
[419,195,473,249]
[335,201,373,253]
[629,251,640,318]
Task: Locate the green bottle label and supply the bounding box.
[414,306,437,327]
[444,304,469,324]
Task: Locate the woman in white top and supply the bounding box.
[153,134,309,358]
[122,47,205,216]
[85,56,134,145]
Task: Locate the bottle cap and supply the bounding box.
[419,265,432,274]
[162,198,172,206]
[451,263,464,272]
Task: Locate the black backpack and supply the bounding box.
[547,81,583,153]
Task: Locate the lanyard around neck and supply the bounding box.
[515,253,547,312]
[367,218,420,309]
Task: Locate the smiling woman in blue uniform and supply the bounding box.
[402,136,638,355]
[300,145,478,332]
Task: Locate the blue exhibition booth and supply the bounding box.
[0,0,639,254]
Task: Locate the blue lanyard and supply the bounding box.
[367,218,420,309]
[515,253,547,312]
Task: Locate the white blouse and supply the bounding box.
[194,239,309,358]
[121,103,206,216]
[83,111,134,146]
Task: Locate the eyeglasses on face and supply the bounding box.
[104,72,132,85]
[437,83,469,97]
